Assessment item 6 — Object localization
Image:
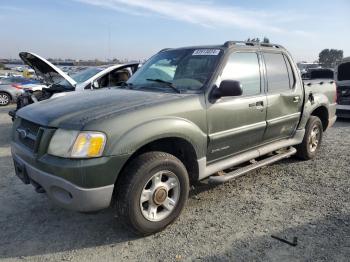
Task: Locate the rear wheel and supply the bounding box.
[296,116,323,160]
[0,92,10,106]
[115,151,189,235]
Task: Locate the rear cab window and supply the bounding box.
[263,52,294,93]
[283,55,296,88]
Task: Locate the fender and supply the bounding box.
[107,117,208,159]
[298,91,332,130]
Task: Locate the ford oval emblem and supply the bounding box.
[16,128,28,139]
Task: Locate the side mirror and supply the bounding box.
[92,80,100,89]
[211,80,243,99]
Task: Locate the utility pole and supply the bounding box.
[108,24,111,62]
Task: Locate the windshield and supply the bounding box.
[126,48,222,92]
[71,67,103,82]
[57,67,103,88]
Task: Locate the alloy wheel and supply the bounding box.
[140,170,180,222]
[309,125,320,153]
[0,94,9,105]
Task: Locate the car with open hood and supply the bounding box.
[10,52,139,114]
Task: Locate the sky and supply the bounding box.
[0,0,349,62]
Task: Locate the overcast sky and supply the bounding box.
[0,0,349,62]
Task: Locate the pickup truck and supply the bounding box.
[11,41,337,235]
[335,57,350,118]
[301,68,334,81]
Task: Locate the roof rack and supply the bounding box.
[223,41,284,49]
[158,48,171,53]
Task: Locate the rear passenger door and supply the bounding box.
[262,52,303,142]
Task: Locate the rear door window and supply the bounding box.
[283,55,296,88]
[264,53,291,93]
[220,52,261,96]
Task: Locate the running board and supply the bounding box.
[208,147,297,184]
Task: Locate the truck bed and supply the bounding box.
[303,79,337,104]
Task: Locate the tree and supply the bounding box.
[318,49,343,68]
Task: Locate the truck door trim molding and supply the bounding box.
[267,112,301,126]
[209,121,266,140]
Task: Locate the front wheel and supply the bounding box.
[0,92,11,106]
[295,116,323,160]
[115,152,189,235]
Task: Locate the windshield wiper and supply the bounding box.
[146,78,181,93]
[119,82,133,89]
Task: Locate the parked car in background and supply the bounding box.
[301,68,334,80]
[11,41,336,234]
[14,66,24,72]
[10,52,139,116]
[302,68,335,97]
[0,76,38,86]
[297,62,321,74]
[335,57,350,118]
[0,77,40,106]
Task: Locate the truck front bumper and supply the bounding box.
[13,153,114,212]
[11,141,130,212]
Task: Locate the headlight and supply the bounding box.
[48,129,106,158]
[71,132,106,158]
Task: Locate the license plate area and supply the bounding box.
[13,158,30,184]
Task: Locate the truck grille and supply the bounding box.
[16,119,44,152]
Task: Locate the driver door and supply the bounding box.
[206,52,267,163]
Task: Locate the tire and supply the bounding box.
[295,116,323,160]
[115,151,189,235]
[0,92,11,106]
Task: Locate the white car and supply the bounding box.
[19,52,139,99]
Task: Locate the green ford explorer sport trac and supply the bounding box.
[11,41,337,234]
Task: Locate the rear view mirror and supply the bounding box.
[211,80,243,99]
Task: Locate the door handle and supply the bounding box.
[293,96,301,103]
[249,101,264,110]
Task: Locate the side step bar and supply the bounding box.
[208,147,297,184]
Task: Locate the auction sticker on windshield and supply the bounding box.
[193,49,220,56]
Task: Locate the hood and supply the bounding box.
[17,89,189,129]
[19,52,76,87]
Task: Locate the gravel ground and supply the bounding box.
[0,105,349,261]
